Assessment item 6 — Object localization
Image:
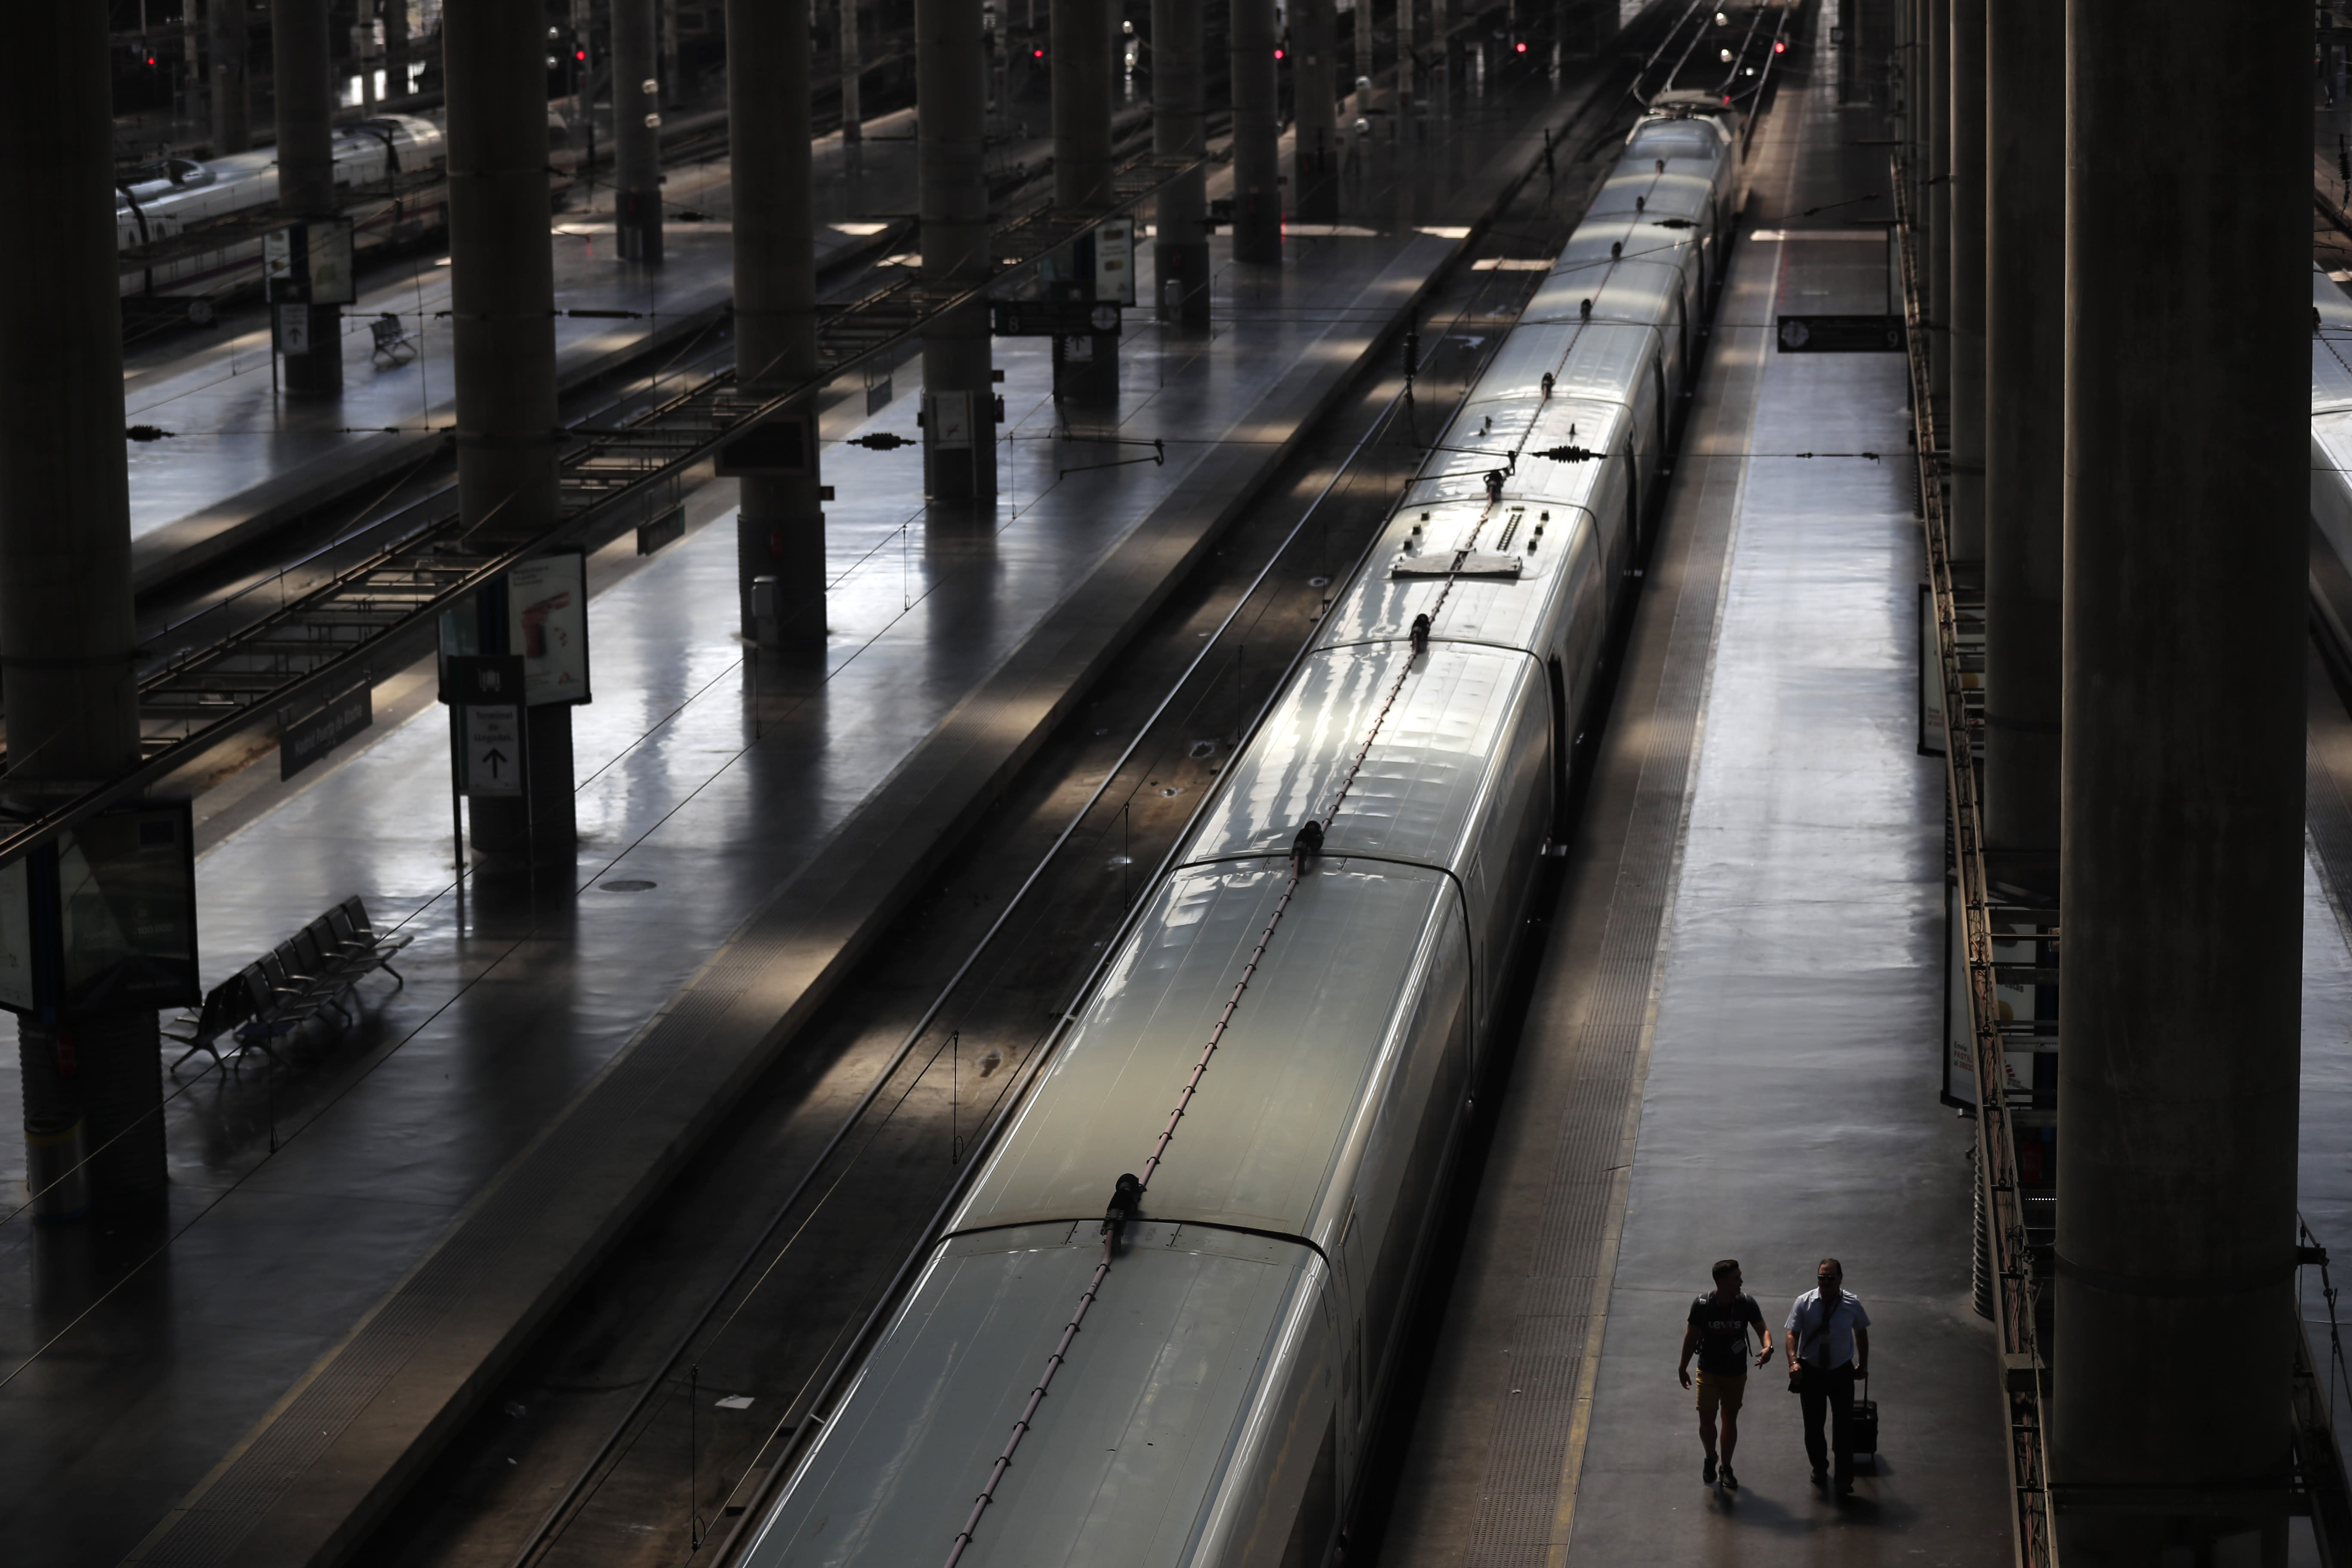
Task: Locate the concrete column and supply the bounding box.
[444,0,574,858]
[1907,0,1925,209]
[1926,0,1948,416]
[1229,0,1280,263]
[384,0,408,99]
[1346,0,1363,102]
[210,0,251,152]
[4,6,160,1214]
[730,0,827,628]
[1053,0,1113,211]
[919,0,998,499]
[273,0,341,395]
[842,0,863,141]
[614,0,664,262]
[2052,0,2305,1558]
[1980,0,2060,893]
[1438,0,1456,115]
[1945,0,1982,563]
[1152,0,1209,330]
[1294,0,1339,222]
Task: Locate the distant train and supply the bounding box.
[116,114,447,309]
[729,94,1746,1568]
[2309,265,2352,672]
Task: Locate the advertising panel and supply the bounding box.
[507,553,591,707]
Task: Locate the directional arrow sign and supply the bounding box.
[464,704,523,797]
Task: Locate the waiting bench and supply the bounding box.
[368,312,416,368]
[166,897,414,1072]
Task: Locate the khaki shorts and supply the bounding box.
[1695,1369,1748,1419]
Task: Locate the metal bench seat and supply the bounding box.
[165,897,416,1074]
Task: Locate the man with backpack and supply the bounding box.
[1677,1258,1774,1489]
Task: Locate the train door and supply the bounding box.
[1549,656,1572,836]
[1652,357,1671,477]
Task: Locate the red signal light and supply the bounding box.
[575,48,586,61]
[1514,40,1528,52]
[1033,47,1044,57]
[1275,46,1285,58]
[1773,38,1787,52]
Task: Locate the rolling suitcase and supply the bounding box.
[1849,1373,1880,1472]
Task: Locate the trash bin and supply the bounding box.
[25,1115,89,1225]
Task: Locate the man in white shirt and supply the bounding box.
[1783,1257,1871,1496]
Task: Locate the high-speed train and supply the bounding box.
[116,114,446,305]
[2310,265,2352,664]
[732,104,1743,1568]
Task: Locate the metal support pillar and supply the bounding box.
[842,0,864,212]
[1229,0,1280,263]
[614,0,664,263]
[1052,0,1112,211]
[2052,0,2305,1558]
[1152,0,1209,331]
[919,0,998,499]
[274,0,341,395]
[209,0,250,152]
[3,5,160,1215]
[1434,0,1454,115]
[1945,0,1982,564]
[385,0,408,99]
[1926,0,1948,417]
[730,0,827,632]
[1907,0,1925,212]
[1981,0,2060,894]
[445,0,575,859]
[1294,0,1339,223]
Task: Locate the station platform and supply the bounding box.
[118,109,928,592]
[1378,35,2018,1567]
[0,75,1603,1568]
[1383,30,2352,1568]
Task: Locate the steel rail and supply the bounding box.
[705,83,1649,1567]
[500,329,1444,1568]
[498,67,1635,1566]
[701,308,1523,1568]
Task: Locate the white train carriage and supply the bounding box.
[736,101,1739,1568]
[2311,265,2352,660]
[117,115,446,301]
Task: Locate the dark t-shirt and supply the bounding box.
[1687,1291,1767,1377]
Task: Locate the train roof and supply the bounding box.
[1524,245,1688,332]
[1638,93,1738,134]
[949,858,1461,1243]
[2315,265,2352,413]
[739,1222,1326,1568]
[1585,166,1718,224]
[1185,642,1543,867]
